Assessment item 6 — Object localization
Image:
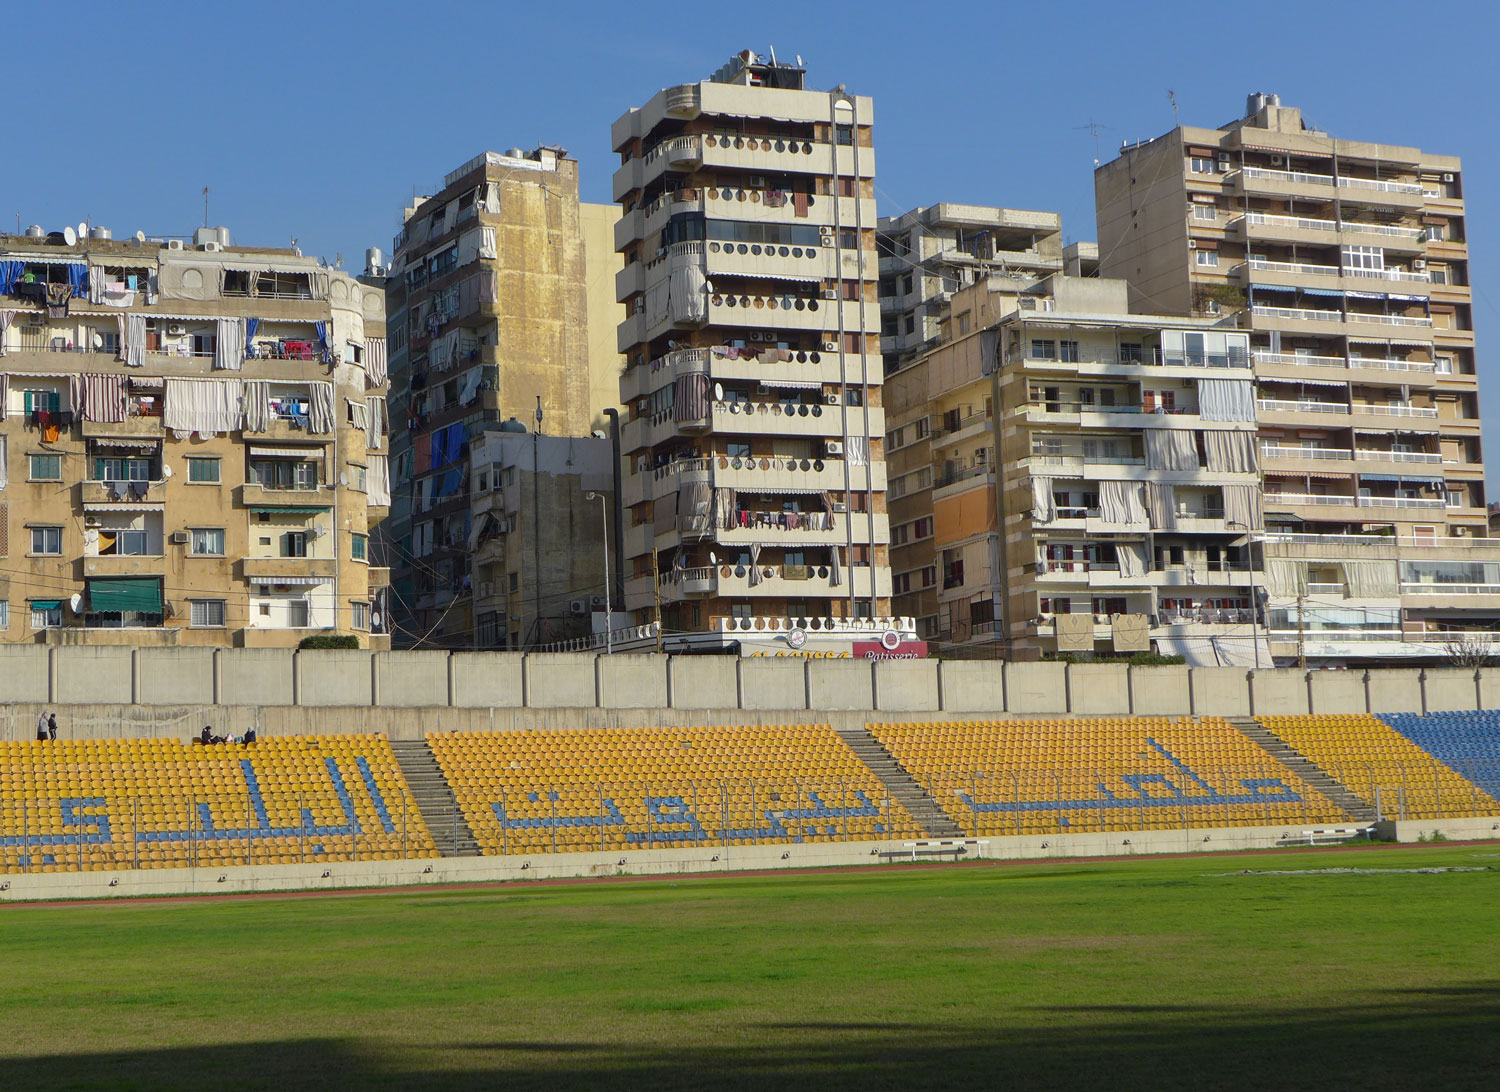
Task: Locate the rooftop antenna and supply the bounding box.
[203,186,210,229]
[1167,89,1180,127]
[768,44,777,65]
[1075,119,1113,166]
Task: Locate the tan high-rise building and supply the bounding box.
[1095,93,1492,663]
[610,50,910,656]
[0,224,388,647]
[383,147,624,648]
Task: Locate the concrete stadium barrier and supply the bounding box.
[1188,668,1250,716]
[219,648,295,707]
[376,651,450,707]
[598,654,669,709]
[1249,669,1310,716]
[450,653,524,708]
[140,648,216,706]
[1006,662,1067,714]
[740,658,808,710]
[666,656,739,709]
[1068,663,1128,715]
[1421,668,1479,713]
[806,659,875,711]
[1307,669,1365,715]
[298,650,376,707]
[1128,666,1193,716]
[1366,668,1424,714]
[525,653,600,708]
[0,646,51,703]
[872,660,940,712]
[937,661,1005,714]
[54,647,134,705]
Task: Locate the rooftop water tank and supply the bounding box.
[498,417,528,434]
[25,224,45,239]
[90,226,113,241]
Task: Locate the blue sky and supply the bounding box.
[11,0,1499,474]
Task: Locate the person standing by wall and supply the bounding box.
[47,713,58,741]
[36,711,49,741]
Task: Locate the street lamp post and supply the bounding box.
[586,491,612,654]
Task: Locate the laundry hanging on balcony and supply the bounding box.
[163,377,245,437]
[1198,379,1256,422]
[1202,430,1259,473]
[673,372,709,422]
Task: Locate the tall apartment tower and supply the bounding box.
[877,204,1063,369]
[383,148,623,648]
[610,50,909,656]
[1096,94,1490,661]
[0,225,388,647]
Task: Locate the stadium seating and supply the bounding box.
[1258,714,1499,819]
[1379,712,1500,801]
[0,735,436,873]
[427,725,922,855]
[869,717,1345,836]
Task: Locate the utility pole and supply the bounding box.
[652,546,663,654]
[1296,592,1306,670]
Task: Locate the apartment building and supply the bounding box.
[0,224,388,647]
[467,428,612,649]
[1096,93,1490,663]
[877,204,1062,369]
[383,147,624,648]
[609,50,914,657]
[888,274,1270,664]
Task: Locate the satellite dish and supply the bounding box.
[78,221,88,239]
[709,551,717,564]
[92,332,104,350]
[68,593,83,613]
[339,472,349,486]
[63,226,77,246]
[371,613,382,628]
[713,382,724,401]
[161,464,173,478]
[135,230,146,243]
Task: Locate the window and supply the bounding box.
[102,529,150,556]
[192,333,217,358]
[30,602,62,629]
[1425,224,1446,242]
[23,389,61,416]
[287,599,310,628]
[249,459,318,490]
[352,465,368,492]
[1189,156,1212,174]
[1341,245,1384,273]
[1195,250,1219,268]
[187,457,220,483]
[93,456,152,482]
[508,571,519,592]
[351,533,368,561]
[351,601,370,630]
[1193,204,1217,221]
[1030,339,1056,360]
[282,531,308,558]
[189,528,225,556]
[1435,355,1454,375]
[725,442,751,458]
[189,599,226,627]
[29,454,61,481]
[30,526,62,555]
[0,602,6,629]
[1059,340,1080,363]
[1428,266,1448,285]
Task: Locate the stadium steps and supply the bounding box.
[1229,718,1376,822]
[834,726,966,838]
[389,740,481,857]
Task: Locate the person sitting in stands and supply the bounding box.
[243,728,257,745]
[200,725,213,746]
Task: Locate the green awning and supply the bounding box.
[29,600,61,611]
[88,579,163,614]
[250,505,331,514]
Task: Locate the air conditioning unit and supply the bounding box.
[20,314,44,328]
[825,441,844,456]
[169,531,190,545]
[1270,154,1284,166]
[825,393,840,405]
[1216,153,1230,168]
[84,516,101,528]
[569,598,589,616]
[201,241,222,253]
[1442,173,1454,183]
[820,289,837,300]
[1413,259,1427,270]
[830,501,847,513]
[821,340,838,352]
[167,324,186,336]
[165,239,183,251]
[819,227,834,238]
[1187,240,1198,249]
[589,594,607,609]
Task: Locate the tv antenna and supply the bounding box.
[1167,89,1180,127]
[1075,119,1113,166]
[203,185,210,228]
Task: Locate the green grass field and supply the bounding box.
[3,845,1499,1090]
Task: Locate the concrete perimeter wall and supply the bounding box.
[0,648,1491,733]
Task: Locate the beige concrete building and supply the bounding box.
[383,148,624,648]
[0,224,389,647]
[888,274,1268,663]
[1095,93,1491,663]
[608,50,913,656]
[467,429,613,649]
[877,204,1063,369]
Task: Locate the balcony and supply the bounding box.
[1238,165,1336,197]
[238,483,330,509]
[664,562,890,600]
[1262,444,1353,463]
[1256,398,1349,417]
[80,413,165,440]
[242,557,337,580]
[1350,403,1439,421]
[1401,583,1500,597]
[1235,212,1426,253]
[81,480,165,506]
[706,512,890,549]
[1355,449,1443,465]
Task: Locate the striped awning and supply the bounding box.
[249,505,329,514]
[89,438,160,451]
[82,502,163,513]
[248,576,328,586]
[758,379,824,389]
[249,445,324,458]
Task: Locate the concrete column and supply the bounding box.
[734,658,745,709]
[446,653,457,708]
[291,650,303,707]
[520,654,531,708]
[130,648,142,705]
[1419,669,1428,715]
[1246,670,1256,717]
[47,647,58,704]
[211,648,224,707]
[665,656,677,708]
[371,654,381,707]
[1477,669,1485,713]
[1362,670,1372,714]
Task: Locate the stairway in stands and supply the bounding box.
[1230,718,1376,822]
[389,739,481,857]
[835,725,966,838]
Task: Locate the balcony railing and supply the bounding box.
[1346,267,1431,283]
[1251,304,1342,323]
[1262,444,1352,461]
[1352,403,1439,419]
[1360,495,1448,510]
[1305,583,1346,595]
[1257,398,1349,415]
[1246,258,1339,278]
[1024,400,1193,417]
[1254,349,1438,373]
[1401,583,1500,596]
[1345,312,1434,328]
[936,462,994,488]
[1338,175,1424,196]
[1237,212,1425,239]
[1242,166,1334,187]
[1252,351,1345,369]
[1266,492,1357,506]
[1355,449,1444,464]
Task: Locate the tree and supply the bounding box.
[1441,632,1496,669]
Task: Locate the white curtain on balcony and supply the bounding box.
[1199,379,1256,422]
[645,279,671,328]
[1222,485,1264,531]
[164,378,245,436]
[846,435,869,466]
[1118,541,1148,578]
[1266,559,1308,597]
[1146,482,1177,530]
[669,261,707,324]
[1341,560,1398,598]
[679,480,712,535]
[1030,476,1055,523]
[367,454,390,507]
[829,544,842,587]
[122,313,147,368]
[364,337,387,387]
[308,382,335,434]
[0,437,7,491]
[749,543,762,586]
[0,374,7,418]
[1202,430,1259,473]
[213,318,244,371]
[0,310,13,356]
[242,381,271,431]
[1098,481,1147,526]
[366,397,386,450]
[1144,429,1200,470]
